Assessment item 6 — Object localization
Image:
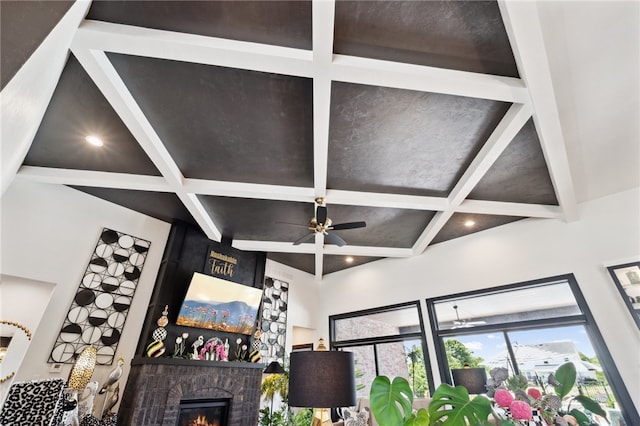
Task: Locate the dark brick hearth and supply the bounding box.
[118,357,263,425]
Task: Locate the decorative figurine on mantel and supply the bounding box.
[146,305,169,358]
[192,335,204,359]
[173,332,189,358]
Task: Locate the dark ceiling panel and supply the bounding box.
[328,82,510,196]
[323,204,435,248]
[323,255,381,275]
[24,55,161,175]
[267,253,316,276]
[108,53,314,187]
[431,212,523,244]
[0,0,73,89]
[86,1,312,50]
[334,1,518,77]
[198,196,313,242]
[71,186,196,226]
[469,119,559,205]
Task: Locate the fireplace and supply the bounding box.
[177,398,230,426]
[119,357,263,425]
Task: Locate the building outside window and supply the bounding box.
[329,301,432,399]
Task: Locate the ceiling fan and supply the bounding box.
[451,305,487,329]
[292,197,366,247]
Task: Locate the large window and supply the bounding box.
[427,275,638,426]
[330,301,432,398]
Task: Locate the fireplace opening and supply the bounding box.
[176,398,231,426]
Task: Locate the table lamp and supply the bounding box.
[288,344,356,426]
[451,365,487,394]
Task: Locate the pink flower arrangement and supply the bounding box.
[510,400,533,420]
[494,389,514,407]
[527,387,542,400]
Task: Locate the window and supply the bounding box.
[427,275,638,426]
[330,301,432,398]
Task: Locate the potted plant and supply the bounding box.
[369,362,608,426]
[369,376,492,425]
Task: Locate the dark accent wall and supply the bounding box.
[135,221,266,358]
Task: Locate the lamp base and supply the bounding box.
[311,408,332,426]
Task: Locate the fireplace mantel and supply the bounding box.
[131,356,266,369]
[119,357,264,425]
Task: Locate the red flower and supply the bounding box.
[494,389,514,408]
[510,400,533,420]
[527,388,542,400]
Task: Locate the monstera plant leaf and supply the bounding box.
[369,376,415,425]
[405,408,430,426]
[428,383,492,426]
[574,395,608,419]
[553,362,577,399]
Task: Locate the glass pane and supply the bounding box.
[343,345,376,399]
[443,332,508,388]
[505,326,624,425]
[376,340,430,398]
[433,280,581,331]
[334,305,421,341]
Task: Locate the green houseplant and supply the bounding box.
[369,362,608,426]
[369,376,492,426]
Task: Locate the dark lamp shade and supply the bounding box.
[288,351,356,408]
[451,368,487,394]
[264,361,286,374]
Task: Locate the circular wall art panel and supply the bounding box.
[259,277,289,366]
[49,228,150,365]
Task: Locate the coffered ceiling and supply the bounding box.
[3,1,638,279]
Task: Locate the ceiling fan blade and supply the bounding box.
[293,233,315,245]
[330,221,366,231]
[324,233,346,247]
[276,221,311,228]
[316,205,327,226]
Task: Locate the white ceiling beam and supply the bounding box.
[232,240,316,254]
[499,1,578,221]
[17,166,172,192]
[327,189,449,211]
[450,102,532,206]
[331,54,531,104]
[311,0,335,198]
[180,192,222,241]
[71,46,221,240]
[412,210,455,255]
[312,0,337,278]
[413,103,532,254]
[70,47,184,187]
[184,179,314,202]
[73,20,314,77]
[457,199,563,219]
[1,0,91,196]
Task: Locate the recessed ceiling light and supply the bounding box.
[85,135,103,147]
[464,220,475,228]
[345,256,354,263]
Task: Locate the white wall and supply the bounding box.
[0,179,171,409]
[308,188,640,413]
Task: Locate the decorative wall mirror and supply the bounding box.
[606,261,640,329]
[0,320,32,387]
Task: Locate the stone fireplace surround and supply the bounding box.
[119,357,263,425]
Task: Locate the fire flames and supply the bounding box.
[189,415,219,426]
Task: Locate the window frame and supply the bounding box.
[329,300,434,395]
[426,273,639,426]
